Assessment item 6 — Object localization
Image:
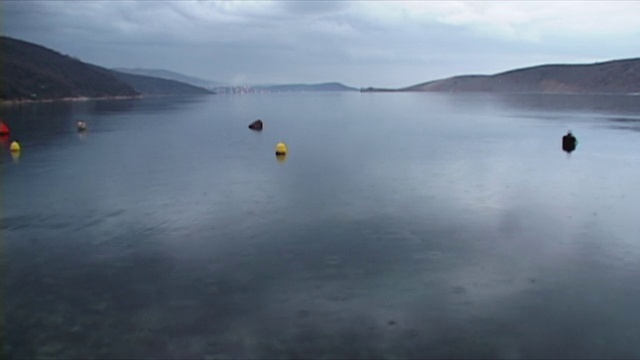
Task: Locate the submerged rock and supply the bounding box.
[248,119,263,131]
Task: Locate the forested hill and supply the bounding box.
[0,36,213,102]
[0,36,138,101]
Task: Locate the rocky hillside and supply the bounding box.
[402,58,640,94]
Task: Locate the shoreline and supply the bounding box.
[0,95,144,107]
[360,89,640,95]
[0,92,216,107]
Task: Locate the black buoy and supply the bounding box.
[562,131,578,153]
[248,119,263,131]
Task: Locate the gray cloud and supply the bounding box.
[4,1,640,88]
[277,1,353,16]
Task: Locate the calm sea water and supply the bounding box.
[2,93,640,358]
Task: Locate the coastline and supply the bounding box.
[0,95,144,107]
[360,88,640,95]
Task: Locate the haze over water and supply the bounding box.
[3,93,640,358]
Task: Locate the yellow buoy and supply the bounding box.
[10,141,20,152]
[275,142,287,155]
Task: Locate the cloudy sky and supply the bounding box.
[4,1,640,88]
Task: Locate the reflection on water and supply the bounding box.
[276,153,287,164]
[605,116,640,133]
[494,93,640,134]
[3,93,640,358]
[496,93,640,114]
[0,134,10,147]
[10,150,20,162]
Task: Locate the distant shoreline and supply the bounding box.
[0,95,143,107]
[360,88,640,95]
[0,93,218,107]
[3,91,638,107]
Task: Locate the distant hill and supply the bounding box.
[254,82,357,92]
[0,36,214,102]
[109,70,214,95]
[113,68,224,88]
[0,36,138,101]
[398,58,640,94]
[111,69,355,93]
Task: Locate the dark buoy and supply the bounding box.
[0,121,10,136]
[248,119,263,131]
[562,131,578,153]
[77,121,87,132]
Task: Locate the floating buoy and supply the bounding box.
[0,122,10,135]
[10,141,21,152]
[275,142,287,155]
[77,121,87,132]
[562,131,577,153]
[248,119,263,131]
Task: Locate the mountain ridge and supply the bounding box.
[113,68,224,88]
[396,58,640,94]
[109,70,214,96]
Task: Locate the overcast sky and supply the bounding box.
[4,1,640,88]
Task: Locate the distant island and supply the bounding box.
[252,82,357,93]
[208,82,357,94]
[0,36,213,103]
[111,69,358,93]
[363,58,640,94]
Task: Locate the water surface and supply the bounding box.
[3,93,640,358]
